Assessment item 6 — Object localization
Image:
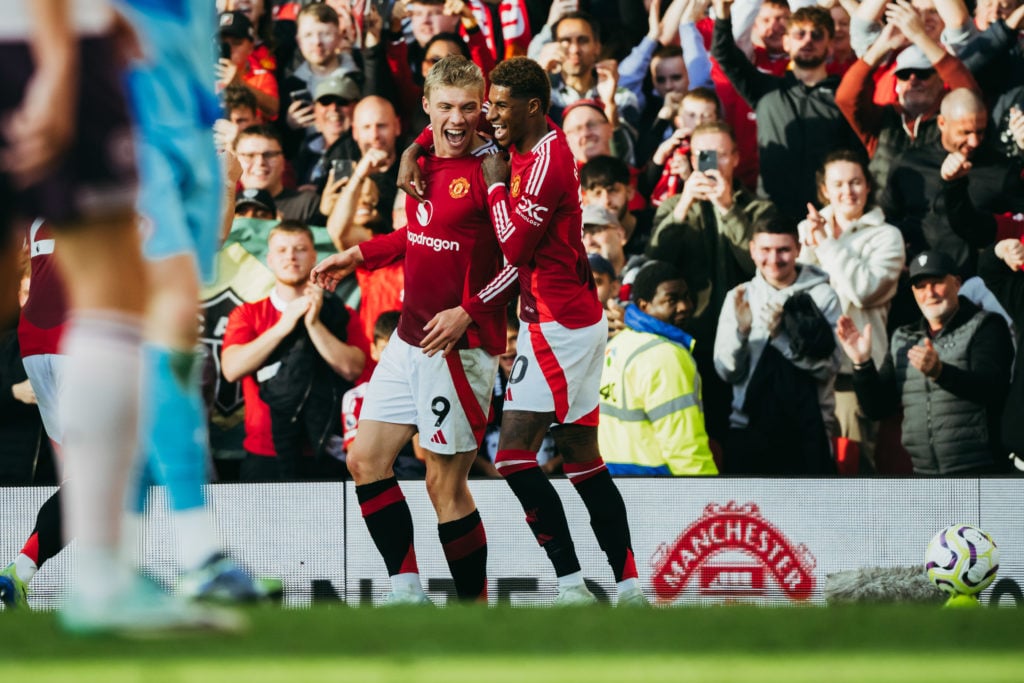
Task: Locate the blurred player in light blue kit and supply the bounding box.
[0,0,250,633]
[114,0,270,607]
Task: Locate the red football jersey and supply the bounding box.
[360,138,516,356]
[19,219,68,358]
[222,294,369,456]
[486,119,602,328]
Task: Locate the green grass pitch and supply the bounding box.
[1,605,1023,682]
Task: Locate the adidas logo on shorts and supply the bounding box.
[429,430,448,446]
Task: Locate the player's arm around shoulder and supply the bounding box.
[483,152,562,266]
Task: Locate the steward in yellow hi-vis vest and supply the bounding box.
[598,263,717,476]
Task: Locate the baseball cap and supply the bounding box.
[314,75,361,103]
[893,46,933,77]
[219,11,254,41]
[588,253,616,278]
[581,204,621,230]
[908,250,957,283]
[562,98,609,123]
[235,188,277,215]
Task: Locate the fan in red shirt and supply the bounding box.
[311,56,516,605]
[477,57,645,607]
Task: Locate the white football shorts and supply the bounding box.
[503,316,606,426]
[359,334,498,455]
[22,353,66,446]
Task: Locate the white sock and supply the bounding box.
[75,546,134,605]
[617,577,639,595]
[390,572,424,594]
[120,512,143,569]
[172,507,221,572]
[13,554,38,583]
[557,571,585,590]
[60,312,143,601]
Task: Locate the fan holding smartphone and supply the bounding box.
[647,121,775,448]
[668,122,742,223]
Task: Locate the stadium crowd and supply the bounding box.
[5,0,1024,485]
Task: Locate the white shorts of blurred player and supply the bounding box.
[503,317,606,426]
[359,335,498,455]
[22,353,67,448]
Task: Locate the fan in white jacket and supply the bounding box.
[796,152,905,471]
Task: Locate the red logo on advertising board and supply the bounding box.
[650,502,816,602]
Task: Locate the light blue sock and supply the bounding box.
[141,344,209,512]
[127,458,156,515]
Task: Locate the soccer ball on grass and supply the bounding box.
[925,524,999,596]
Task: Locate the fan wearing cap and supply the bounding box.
[836,0,978,190]
[217,10,279,120]
[837,249,1014,474]
[235,188,278,220]
[293,75,362,191]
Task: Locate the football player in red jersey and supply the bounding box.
[480,57,646,606]
[311,55,517,604]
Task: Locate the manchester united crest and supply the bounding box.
[449,177,470,199]
[511,174,522,198]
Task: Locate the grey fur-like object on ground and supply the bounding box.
[823,566,946,605]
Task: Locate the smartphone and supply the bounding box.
[697,149,718,173]
[331,158,356,180]
[289,88,312,105]
[219,41,232,61]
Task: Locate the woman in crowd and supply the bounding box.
[797,150,905,473]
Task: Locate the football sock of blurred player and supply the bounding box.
[132,344,220,571]
[496,450,582,579]
[438,509,487,601]
[357,478,420,590]
[61,312,144,601]
[8,489,62,585]
[564,458,639,587]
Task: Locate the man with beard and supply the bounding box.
[711,0,862,220]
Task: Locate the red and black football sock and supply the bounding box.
[356,478,418,577]
[438,509,488,601]
[31,487,64,568]
[498,450,581,577]
[564,458,638,583]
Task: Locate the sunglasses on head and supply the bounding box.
[895,68,936,81]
